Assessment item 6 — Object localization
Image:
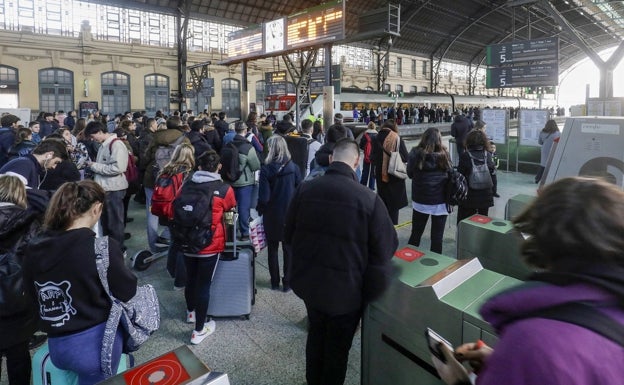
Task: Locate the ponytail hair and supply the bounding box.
[44,180,105,231]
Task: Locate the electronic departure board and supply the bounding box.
[286,0,345,50]
[227,26,263,60]
[486,38,559,66]
[486,64,558,89]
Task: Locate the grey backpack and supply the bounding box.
[467,151,493,190]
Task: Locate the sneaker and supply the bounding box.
[186,310,195,324]
[190,320,216,345]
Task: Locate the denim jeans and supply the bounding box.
[48,322,123,385]
[234,185,254,237]
[102,190,126,249]
[184,255,219,331]
[360,162,375,190]
[144,187,161,252]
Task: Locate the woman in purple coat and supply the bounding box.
[433,177,624,385]
[257,135,301,292]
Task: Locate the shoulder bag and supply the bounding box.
[467,151,493,190]
[387,135,407,179]
[94,237,160,375]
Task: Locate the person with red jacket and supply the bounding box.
[180,150,236,345]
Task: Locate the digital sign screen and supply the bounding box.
[264,18,286,54]
[227,26,263,59]
[286,0,345,50]
[486,37,559,66]
[486,64,559,88]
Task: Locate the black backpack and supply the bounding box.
[170,181,227,253]
[445,167,468,211]
[219,142,242,182]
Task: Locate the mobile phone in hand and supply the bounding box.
[425,327,453,363]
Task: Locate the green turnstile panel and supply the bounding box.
[457,215,531,280]
[505,193,535,220]
[362,245,522,385]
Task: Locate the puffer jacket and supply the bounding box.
[230,135,261,188]
[183,171,237,256]
[407,149,449,205]
[0,203,40,349]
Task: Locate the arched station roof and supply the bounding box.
[97,0,624,73]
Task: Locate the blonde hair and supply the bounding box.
[0,175,27,208]
[162,143,195,175]
[265,135,291,165]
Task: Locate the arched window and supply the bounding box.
[382,83,391,92]
[39,68,73,113]
[0,65,19,108]
[365,86,374,91]
[101,72,130,116]
[145,74,170,117]
[221,78,241,119]
[395,84,403,92]
[410,86,417,93]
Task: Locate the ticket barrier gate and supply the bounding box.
[362,247,520,385]
[457,214,532,280]
[504,194,535,220]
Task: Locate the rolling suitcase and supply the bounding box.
[32,343,130,385]
[207,210,256,319]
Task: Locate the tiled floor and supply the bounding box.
[2,136,541,385]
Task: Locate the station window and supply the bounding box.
[410,86,417,93]
[145,74,169,117]
[411,60,417,76]
[0,65,19,108]
[101,72,130,116]
[222,78,241,119]
[256,80,266,107]
[396,84,403,92]
[396,58,402,77]
[39,68,73,114]
[422,61,428,77]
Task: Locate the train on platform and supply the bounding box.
[264,90,545,122]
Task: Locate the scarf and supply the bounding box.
[381,129,399,183]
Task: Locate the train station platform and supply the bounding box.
[1,141,541,385]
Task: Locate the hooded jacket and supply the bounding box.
[476,265,624,385]
[230,135,261,188]
[23,228,137,337]
[183,171,237,256]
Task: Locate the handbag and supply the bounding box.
[445,166,468,213]
[94,237,160,375]
[249,216,267,253]
[387,135,407,179]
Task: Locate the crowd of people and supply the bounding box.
[0,105,620,385]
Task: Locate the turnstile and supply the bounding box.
[504,194,535,220]
[362,247,520,385]
[457,214,532,280]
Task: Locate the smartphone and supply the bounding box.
[425,327,453,363]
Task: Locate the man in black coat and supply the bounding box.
[450,112,473,157]
[285,138,398,385]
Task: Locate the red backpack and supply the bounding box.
[109,139,139,183]
[363,133,373,164]
[151,172,186,221]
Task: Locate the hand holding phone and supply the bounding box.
[425,327,453,363]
